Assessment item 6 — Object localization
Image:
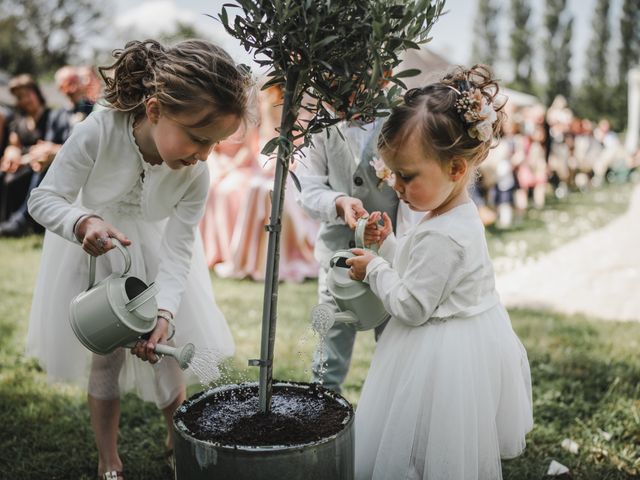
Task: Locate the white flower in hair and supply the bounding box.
[452,86,498,142]
[369,157,396,188]
[479,100,497,124]
[469,119,494,142]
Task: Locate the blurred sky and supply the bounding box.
[109,0,625,85]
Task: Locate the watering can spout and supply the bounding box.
[310,304,360,335]
[155,342,196,370]
[125,342,196,370]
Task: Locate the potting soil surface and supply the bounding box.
[176,383,352,446]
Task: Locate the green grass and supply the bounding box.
[0,183,638,479]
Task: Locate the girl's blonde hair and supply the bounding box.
[99,39,253,123]
[378,65,506,168]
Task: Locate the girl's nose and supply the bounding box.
[195,145,211,161]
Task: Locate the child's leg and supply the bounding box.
[88,396,123,476]
[88,350,125,475]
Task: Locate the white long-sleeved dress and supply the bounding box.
[355,201,533,480]
[26,109,234,404]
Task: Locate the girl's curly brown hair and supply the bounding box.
[378,64,506,169]
[99,39,254,123]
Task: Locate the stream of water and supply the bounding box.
[187,347,226,386]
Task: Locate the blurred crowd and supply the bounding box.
[1,67,638,280]
[474,95,640,229]
[0,66,100,236]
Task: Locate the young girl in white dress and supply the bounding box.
[347,65,533,480]
[26,39,252,479]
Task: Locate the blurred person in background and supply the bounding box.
[0,105,12,160]
[513,105,548,213]
[77,65,103,104]
[0,74,71,236]
[199,84,319,282]
[55,65,95,124]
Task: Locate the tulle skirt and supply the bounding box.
[26,212,235,406]
[354,305,532,480]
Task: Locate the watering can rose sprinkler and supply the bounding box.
[69,238,195,369]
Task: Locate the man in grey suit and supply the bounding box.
[297,117,399,393]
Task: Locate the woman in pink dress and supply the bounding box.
[199,85,319,282]
[199,126,261,268]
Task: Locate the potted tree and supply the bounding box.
[173,1,445,478]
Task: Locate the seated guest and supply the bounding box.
[55,65,95,123]
[0,105,12,155]
[0,74,71,236]
[199,85,319,282]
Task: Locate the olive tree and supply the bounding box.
[220,0,445,412]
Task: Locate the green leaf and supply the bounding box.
[313,35,340,49]
[393,68,422,79]
[261,136,280,156]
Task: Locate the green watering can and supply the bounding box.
[311,217,390,333]
[69,238,194,369]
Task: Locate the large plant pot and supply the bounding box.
[173,381,354,479]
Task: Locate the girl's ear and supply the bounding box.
[449,158,468,181]
[145,97,161,124]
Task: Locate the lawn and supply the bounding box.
[0,182,638,479]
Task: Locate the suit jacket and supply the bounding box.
[297,119,398,266]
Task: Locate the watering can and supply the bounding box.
[69,238,195,369]
[310,217,389,332]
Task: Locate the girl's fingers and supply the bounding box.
[110,230,131,246]
[130,340,158,363]
[368,212,381,224]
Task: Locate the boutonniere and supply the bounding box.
[369,157,395,189]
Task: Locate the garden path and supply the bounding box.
[496,184,640,322]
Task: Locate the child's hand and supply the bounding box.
[364,211,393,247]
[335,196,369,229]
[346,248,377,281]
[130,315,171,364]
[78,216,131,257]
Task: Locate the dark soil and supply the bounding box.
[175,382,352,447]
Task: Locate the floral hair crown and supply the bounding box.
[446,82,497,143]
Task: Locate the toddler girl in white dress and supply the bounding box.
[347,65,533,480]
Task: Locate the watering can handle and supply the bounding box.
[354,217,378,253]
[87,237,132,289]
[125,282,160,312]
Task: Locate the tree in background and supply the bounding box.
[574,0,611,124]
[508,0,534,94]
[158,22,206,46]
[0,15,38,75]
[543,0,573,105]
[0,0,102,76]
[471,0,500,67]
[611,0,640,132]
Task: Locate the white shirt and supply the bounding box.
[365,202,499,326]
[28,109,210,313]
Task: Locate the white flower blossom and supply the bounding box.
[369,157,396,188]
